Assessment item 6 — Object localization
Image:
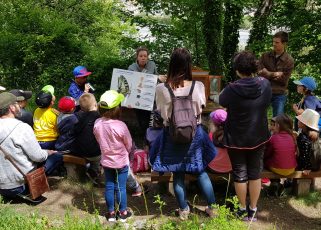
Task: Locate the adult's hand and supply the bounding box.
[273,72,283,79]
[158,75,167,83]
[302,170,311,176]
[47,150,57,155]
[258,68,269,76]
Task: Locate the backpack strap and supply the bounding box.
[164,83,175,99]
[165,80,196,98]
[188,80,196,97]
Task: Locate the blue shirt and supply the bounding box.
[68,81,84,100]
[303,95,321,116]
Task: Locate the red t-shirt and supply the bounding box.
[264,132,297,169]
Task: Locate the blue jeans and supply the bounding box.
[0,153,63,198]
[39,141,56,150]
[271,94,287,117]
[104,166,128,212]
[44,153,63,175]
[0,185,26,198]
[173,171,215,209]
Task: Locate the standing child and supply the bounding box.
[33,90,59,149]
[207,109,232,173]
[70,93,101,185]
[94,90,132,222]
[296,109,320,175]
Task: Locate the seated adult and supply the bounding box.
[0,92,61,199]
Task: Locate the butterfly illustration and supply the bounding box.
[118,75,130,97]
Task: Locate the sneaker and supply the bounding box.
[247,206,257,222]
[132,184,150,197]
[178,206,190,220]
[205,206,217,218]
[16,194,47,205]
[261,178,271,187]
[132,185,143,197]
[235,208,248,221]
[105,211,116,222]
[116,209,133,222]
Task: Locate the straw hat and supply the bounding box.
[296,109,320,131]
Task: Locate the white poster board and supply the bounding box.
[110,68,158,111]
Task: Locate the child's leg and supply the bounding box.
[104,167,116,212]
[115,166,129,212]
[127,166,141,193]
[85,156,101,176]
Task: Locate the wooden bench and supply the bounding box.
[151,170,321,196]
[63,154,88,179]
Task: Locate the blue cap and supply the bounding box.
[73,66,92,78]
[293,76,317,91]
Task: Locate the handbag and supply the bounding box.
[0,146,50,200]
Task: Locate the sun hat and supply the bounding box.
[293,76,317,91]
[58,96,76,113]
[99,90,124,109]
[0,92,23,109]
[9,89,32,101]
[210,109,227,125]
[73,66,92,78]
[35,91,53,108]
[42,85,55,96]
[296,109,320,131]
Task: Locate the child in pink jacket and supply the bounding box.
[93,90,132,222]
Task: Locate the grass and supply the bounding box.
[295,191,321,207]
[0,194,247,230]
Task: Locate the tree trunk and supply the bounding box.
[223,1,243,83]
[247,0,274,53]
[202,0,224,75]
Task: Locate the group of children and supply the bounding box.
[5,62,321,222]
[207,76,321,197]
[5,66,152,222]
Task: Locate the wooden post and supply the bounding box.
[294,179,312,196]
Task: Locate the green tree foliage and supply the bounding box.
[128,0,246,78]
[223,0,243,82]
[202,0,224,75]
[247,0,273,54]
[0,0,136,97]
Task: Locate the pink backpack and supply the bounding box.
[130,149,150,173]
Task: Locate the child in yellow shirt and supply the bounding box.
[33,90,59,149]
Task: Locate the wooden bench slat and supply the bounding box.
[63,154,87,166]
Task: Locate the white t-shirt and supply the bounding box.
[155,81,206,126]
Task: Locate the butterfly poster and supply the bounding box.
[110,68,158,111]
